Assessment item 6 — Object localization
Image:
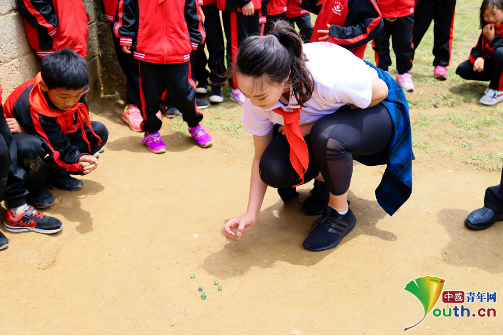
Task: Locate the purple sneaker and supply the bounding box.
[189,124,213,148]
[230,88,245,105]
[142,131,166,154]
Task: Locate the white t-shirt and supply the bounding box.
[242,42,379,136]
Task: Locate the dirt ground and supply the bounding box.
[0,87,502,334]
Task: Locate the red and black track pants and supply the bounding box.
[194,3,227,86]
[372,15,414,75]
[137,61,203,133]
[456,48,503,91]
[412,0,456,67]
[286,13,313,43]
[222,10,261,89]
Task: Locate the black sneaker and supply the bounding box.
[196,97,210,109]
[164,105,181,118]
[49,174,83,191]
[0,231,8,250]
[302,180,330,216]
[209,85,224,103]
[28,185,54,208]
[4,206,63,234]
[303,206,357,252]
[278,187,299,202]
[196,82,208,94]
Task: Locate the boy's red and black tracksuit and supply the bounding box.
[0,85,29,208]
[3,75,108,178]
[411,0,456,67]
[194,0,227,86]
[115,0,205,132]
[456,24,503,91]
[300,0,383,59]
[217,0,262,89]
[261,0,287,35]
[101,0,140,106]
[286,0,313,43]
[372,0,414,74]
[17,0,89,58]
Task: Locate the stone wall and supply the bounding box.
[0,0,104,102]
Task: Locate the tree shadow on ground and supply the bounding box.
[48,179,105,234]
[437,208,503,273]
[201,190,395,279]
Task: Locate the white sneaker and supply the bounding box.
[479,88,503,105]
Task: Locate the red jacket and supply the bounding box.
[286,0,310,18]
[217,0,261,12]
[470,24,503,63]
[18,0,89,58]
[198,0,217,5]
[114,0,205,64]
[375,0,414,18]
[102,0,118,22]
[263,0,287,16]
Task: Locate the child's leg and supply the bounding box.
[432,0,456,67]
[411,0,436,63]
[455,60,492,82]
[488,48,503,91]
[372,19,392,71]
[137,61,166,133]
[66,121,109,155]
[294,14,313,43]
[203,3,226,85]
[13,134,50,194]
[194,43,209,86]
[392,15,414,75]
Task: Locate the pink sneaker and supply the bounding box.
[142,131,166,154]
[156,110,162,119]
[122,105,143,132]
[230,88,245,105]
[396,72,414,92]
[189,124,212,148]
[434,66,447,80]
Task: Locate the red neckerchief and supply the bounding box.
[272,101,309,187]
[29,72,101,152]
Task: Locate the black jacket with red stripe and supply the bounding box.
[301,0,382,49]
[470,24,503,63]
[114,0,205,64]
[3,79,88,174]
[17,0,89,58]
[217,0,261,12]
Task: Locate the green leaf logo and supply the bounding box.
[404,276,445,331]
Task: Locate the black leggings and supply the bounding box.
[259,104,393,196]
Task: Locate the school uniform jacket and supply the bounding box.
[114,0,205,64]
[300,0,383,50]
[102,0,118,22]
[375,0,414,18]
[217,0,262,12]
[198,0,217,5]
[469,24,503,63]
[17,0,89,58]
[286,0,310,18]
[3,79,88,174]
[261,0,287,16]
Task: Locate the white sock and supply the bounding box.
[10,204,28,216]
[337,208,348,215]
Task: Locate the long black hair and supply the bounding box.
[233,20,314,105]
[480,0,503,28]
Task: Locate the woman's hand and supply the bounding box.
[78,155,98,174]
[473,57,485,72]
[224,213,256,241]
[241,1,254,16]
[317,24,331,41]
[6,118,23,134]
[483,23,495,41]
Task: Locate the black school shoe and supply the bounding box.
[28,185,54,208]
[196,97,210,109]
[49,174,83,191]
[0,231,8,250]
[303,206,357,252]
[302,180,330,216]
[465,207,503,231]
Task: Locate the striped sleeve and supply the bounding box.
[186,0,206,49]
[17,0,58,36]
[114,0,136,46]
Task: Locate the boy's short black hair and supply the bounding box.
[40,48,89,90]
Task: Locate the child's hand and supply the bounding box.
[6,118,22,134]
[474,57,485,72]
[78,155,98,174]
[122,45,131,54]
[317,24,331,41]
[241,1,254,16]
[224,214,256,241]
[483,23,495,41]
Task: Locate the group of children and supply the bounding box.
[2,0,503,250]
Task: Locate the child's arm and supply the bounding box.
[325,0,383,49]
[484,27,503,57]
[185,0,205,50]
[114,0,137,51]
[299,0,322,15]
[17,0,58,37]
[469,33,488,64]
